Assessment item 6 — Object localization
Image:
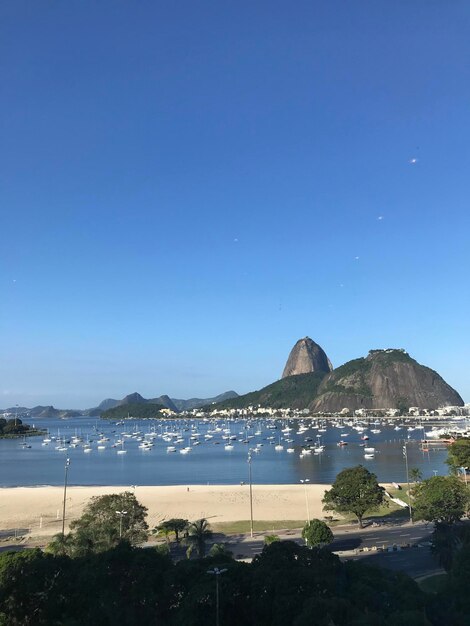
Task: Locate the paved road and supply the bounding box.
[225,521,437,578]
[0,521,438,578]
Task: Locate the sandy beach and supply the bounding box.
[0,484,331,538]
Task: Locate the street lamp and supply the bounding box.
[460,467,468,487]
[247,450,254,538]
[62,458,71,537]
[116,510,128,539]
[300,479,310,524]
[402,443,413,523]
[207,567,227,626]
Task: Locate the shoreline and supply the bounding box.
[0,484,332,538]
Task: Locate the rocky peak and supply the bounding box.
[119,392,146,405]
[282,337,333,379]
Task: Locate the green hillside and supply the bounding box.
[101,403,167,420]
[213,371,327,410]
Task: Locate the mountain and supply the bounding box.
[29,406,82,418]
[101,403,167,420]
[212,374,326,410]
[171,391,239,412]
[89,390,237,415]
[309,349,464,412]
[149,395,179,412]
[118,392,146,405]
[97,398,120,411]
[282,337,333,378]
[30,405,63,418]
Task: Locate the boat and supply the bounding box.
[117,441,127,455]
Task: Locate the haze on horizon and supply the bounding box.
[1,2,469,408]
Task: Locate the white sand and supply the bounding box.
[0,484,330,537]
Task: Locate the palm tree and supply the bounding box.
[410,468,423,484]
[45,533,76,557]
[183,518,213,558]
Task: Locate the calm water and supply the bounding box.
[0,416,453,487]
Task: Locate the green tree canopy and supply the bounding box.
[69,491,148,553]
[153,518,188,543]
[412,476,469,525]
[301,519,334,548]
[447,438,470,471]
[322,465,386,528]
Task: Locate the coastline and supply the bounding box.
[0,484,332,538]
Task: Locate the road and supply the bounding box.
[0,521,439,578]
[224,521,438,578]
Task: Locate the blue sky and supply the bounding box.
[1,1,469,407]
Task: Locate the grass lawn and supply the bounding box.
[212,520,306,534]
[418,573,448,594]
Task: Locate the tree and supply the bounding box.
[153,518,188,544]
[69,491,148,553]
[264,534,280,545]
[45,532,77,557]
[322,465,386,528]
[183,518,213,558]
[447,438,470,472]
[208,543,233,558]
[412,476,469,525]
[409,468,423,484]
[167,518,188,543]
[430,523,469,571]
[302,519,334,548]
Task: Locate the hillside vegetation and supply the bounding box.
[213,371,326,410]
[100,403,167,420]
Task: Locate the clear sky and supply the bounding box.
[1,1,469,408]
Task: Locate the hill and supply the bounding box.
[100,403,167,420]
[89,390,237,414]
[213,372,326,410]
[309,349,464,412]
[171,390,239,411]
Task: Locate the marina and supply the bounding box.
[0,415,463,487]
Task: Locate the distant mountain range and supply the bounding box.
[1,390,239,418]
[88,390,239,414]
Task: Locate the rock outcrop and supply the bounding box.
[282,337,333,378]
[309,349,464,412]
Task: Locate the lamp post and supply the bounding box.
[300,479,310,524]
[116,510,128,539]
[207,567,227,626]
[247,450,254,538]
[460,467,468,487]
[61,458,71,537]
[402,443,413,523]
